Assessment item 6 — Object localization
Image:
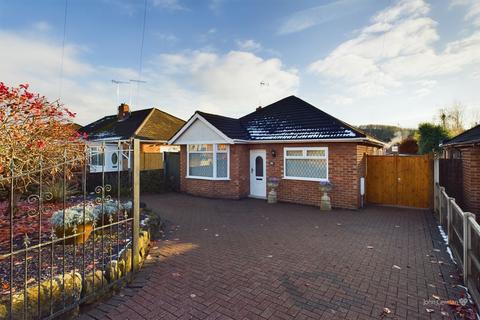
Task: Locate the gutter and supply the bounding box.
[441,139,480,148]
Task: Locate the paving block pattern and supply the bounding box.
[80,193,473,320]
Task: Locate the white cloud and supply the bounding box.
[152,0,186,11]
[0,31,126,125]
[278,0,361,35]
[235,39,262,52]
[33,21,51,32]
[0,30,298,125]
[309,0,480,99]
[154,32,178,43]
[149,50,299,115]
[451,0,480,26]
[209,0,225,14]
[327,95,353,105]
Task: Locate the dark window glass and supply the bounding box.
[255,156,263,177]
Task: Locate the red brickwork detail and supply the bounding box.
[180,142,381,209]
[461,147,480,215]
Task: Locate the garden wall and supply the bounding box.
[0,230,151,319]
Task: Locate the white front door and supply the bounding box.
[250,150,266,198]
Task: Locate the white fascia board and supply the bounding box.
[168,113,234,145]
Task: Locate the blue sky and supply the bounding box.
[0,0,479,127]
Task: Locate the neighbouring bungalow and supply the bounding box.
[441,124,480,215]
[168,96,385,209]
[79,103,185,172]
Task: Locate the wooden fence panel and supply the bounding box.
[367,155,432,208]
[397,155,432,208]
[439,159,463,208]
[366,156,397,206]
[140,152,163,171]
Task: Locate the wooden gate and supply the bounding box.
[164,152,180,191]
[366,155,433,208]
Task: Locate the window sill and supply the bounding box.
[186,176,230,181]
[283,177,328,182]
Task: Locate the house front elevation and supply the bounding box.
[80,103,185,173]
[168,96,385,209]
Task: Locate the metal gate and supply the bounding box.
[366,154,433,208]
[0,139,142,319]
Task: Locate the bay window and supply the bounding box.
[284,147,328,181]
[187,144,229,179]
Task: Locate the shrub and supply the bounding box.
[43,180,79,202]
[51,205,96,229]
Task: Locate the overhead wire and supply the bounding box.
[133,0,148,107]
[58,0,69,100]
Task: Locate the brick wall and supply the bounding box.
[179,144,249,199]
[460,147,480,215]
[180,142,381,209]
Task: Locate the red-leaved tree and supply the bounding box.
[0,83,85,215]
[398,137,419,155]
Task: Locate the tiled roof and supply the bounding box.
[196,112,250,140]
[136,109,186,140]
[196,96,369,141]
[443,125,480,146]
[80,108,185,141]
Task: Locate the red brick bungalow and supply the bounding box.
[168,96,385,209]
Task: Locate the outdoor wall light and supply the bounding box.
[271,149,276,157]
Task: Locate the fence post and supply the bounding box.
[439,187,445,226]
[132,138,140,274]
[447,197,454,244]
[463,212,473,284]
[434,159,439,212]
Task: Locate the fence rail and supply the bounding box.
[0,139,141,319]
[435,182,480,306]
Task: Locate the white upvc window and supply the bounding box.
[187,144,229,180]
[284,147,328,181]
[89,146,104,166]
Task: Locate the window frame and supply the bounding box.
[283,147,329,182]
[186,144,230,180]
[89,146,104,167]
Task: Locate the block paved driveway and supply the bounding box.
[80,193,472,320]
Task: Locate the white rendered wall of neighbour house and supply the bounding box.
[88,142,131,173]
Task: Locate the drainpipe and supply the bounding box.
[360,177,365,208]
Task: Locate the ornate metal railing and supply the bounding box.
[0,139,141,319]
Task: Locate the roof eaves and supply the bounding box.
[441,138,480,147]
[232,137,385,146]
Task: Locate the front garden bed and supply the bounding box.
[0,197,153,319]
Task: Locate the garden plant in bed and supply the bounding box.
[0,198,134,301]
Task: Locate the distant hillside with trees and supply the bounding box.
[358,125,416,144]
[359,102,478,155]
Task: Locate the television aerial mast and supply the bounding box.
[111,80,129,105]
[129,79,147,107]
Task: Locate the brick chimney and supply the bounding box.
[117,103,130,121]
